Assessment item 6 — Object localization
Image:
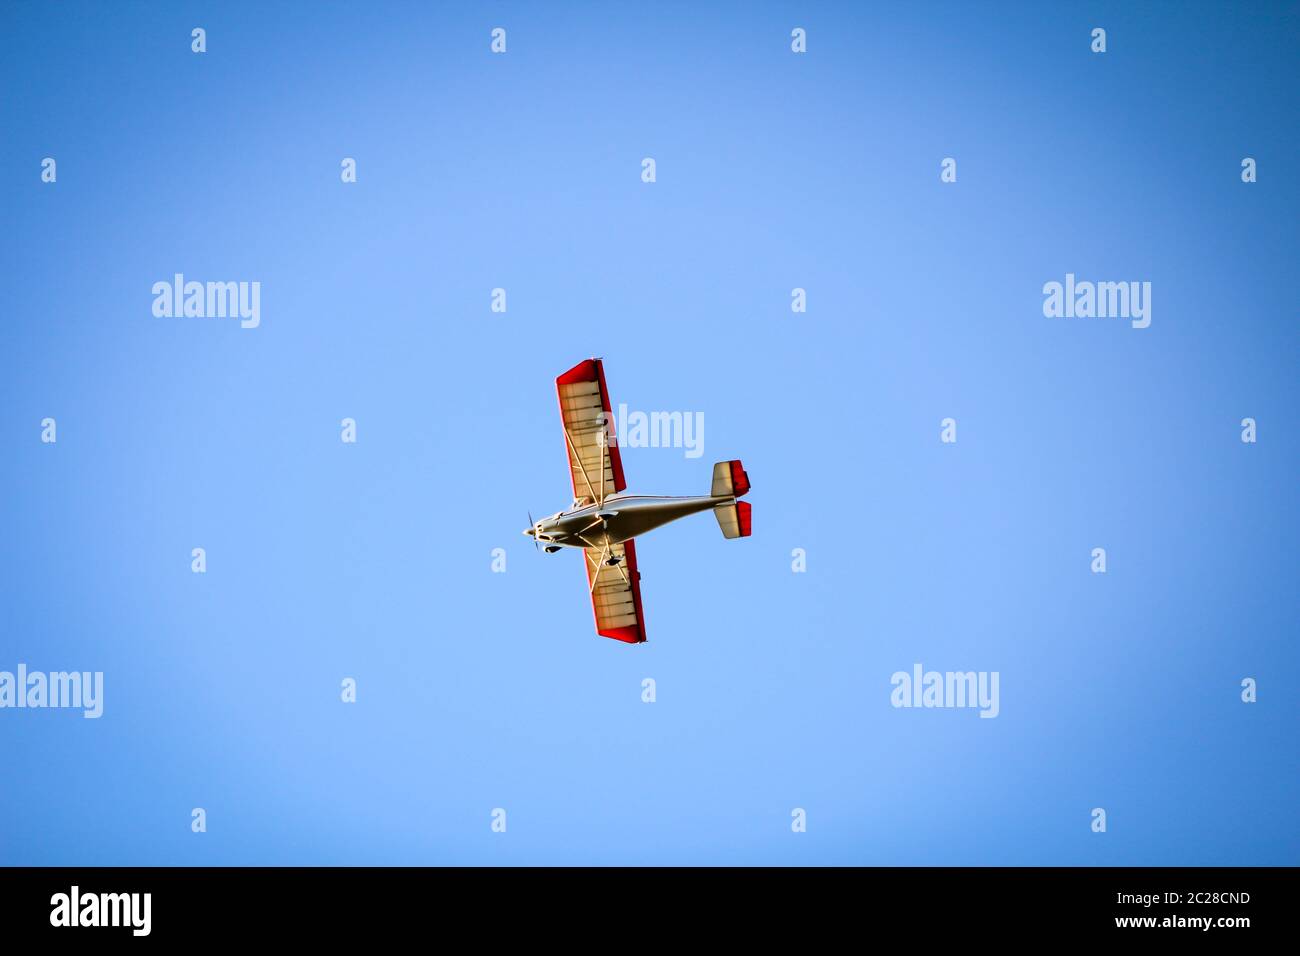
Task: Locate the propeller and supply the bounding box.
[527,510,540,551]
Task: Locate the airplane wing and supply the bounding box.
[583,538,647,644]
[558,358,645,643]
[556,358,626,504]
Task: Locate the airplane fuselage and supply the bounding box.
[526,493,733,549]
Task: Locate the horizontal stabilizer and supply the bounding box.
[714,500,752,539]
[711,459,751,498]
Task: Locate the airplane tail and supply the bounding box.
[711,459,750,498]
[711,460,751,538]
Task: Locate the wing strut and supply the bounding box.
[579,529,630,592]
[585,542,608,593]
[562,424,599,502]
[598,423,606,502]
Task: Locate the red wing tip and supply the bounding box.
[556,358,602,385]
[599,625,645,644]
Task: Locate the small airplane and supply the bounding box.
[525,358,751,643]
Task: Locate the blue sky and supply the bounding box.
[1,1,1296,865]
